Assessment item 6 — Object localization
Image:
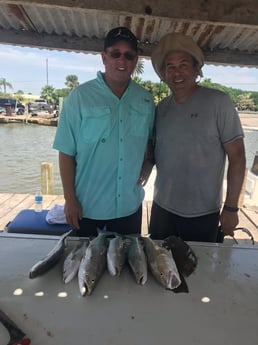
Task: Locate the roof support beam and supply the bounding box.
[1,27,258,69]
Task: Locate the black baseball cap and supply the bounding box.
[104,27,138,51]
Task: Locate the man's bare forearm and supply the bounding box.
[59,152,77,200]
[224,138,246,207]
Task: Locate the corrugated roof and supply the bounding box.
[0,0,258,67]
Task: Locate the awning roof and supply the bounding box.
[1,0,258,68]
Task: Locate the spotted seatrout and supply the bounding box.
[143,236,181,290]
[107,234,127,276]
[29,230,72,279]
[78,230,109,296]
[126,235,148,285]
[63,240,89,284]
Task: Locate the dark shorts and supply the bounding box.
[75,205,142,237]
[149,201,220,242]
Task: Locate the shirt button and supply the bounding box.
[120,138,123,142]
[101,138,106,143]
[118,176,122,180]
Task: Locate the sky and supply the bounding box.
[1,43,258,96]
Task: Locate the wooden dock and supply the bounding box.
[0,193,65,230]
[0,113,58,126]
[0,193,257,245]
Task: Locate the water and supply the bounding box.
[0,123,62,194]
[0,123,257,194]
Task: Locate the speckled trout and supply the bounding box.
[29,229,73,279]
[107,234,127,276]
[78,230,109,296]
[63,240,89,284]
[126,235,148,285]
[143,236,181,290]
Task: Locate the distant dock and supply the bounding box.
[0,113,58,126]
[0,112,258,129]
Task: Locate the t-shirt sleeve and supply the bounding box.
[216,93,244,144]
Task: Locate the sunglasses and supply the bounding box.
[107,51,137,61]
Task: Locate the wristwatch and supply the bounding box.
[223,204,239,212]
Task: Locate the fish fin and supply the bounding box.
[96,227,118,239]
[96,227,104,234]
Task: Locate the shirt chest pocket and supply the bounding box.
[81,106,111,143]
[130,105,149,137]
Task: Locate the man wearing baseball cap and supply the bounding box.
[53,27,155,236]
[149,32,246,242]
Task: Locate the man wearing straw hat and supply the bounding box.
[149,33,246,242]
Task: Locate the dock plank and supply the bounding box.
[0,194,63,230]
[0,193,13,205]
[0,194,257,245]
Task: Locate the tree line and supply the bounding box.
[135,77,258,111]
[1,73,258,111]
[0,75,79,106]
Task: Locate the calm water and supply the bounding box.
[0,123,62,194]
[0,123,257,194]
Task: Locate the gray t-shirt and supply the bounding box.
[154,86,244,217]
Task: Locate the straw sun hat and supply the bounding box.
[151,33,204,81]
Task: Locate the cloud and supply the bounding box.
[0,44,104,93]
[203,65,258,91]
[0,44,102,73]
[1,44,257,94]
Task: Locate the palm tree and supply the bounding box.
[41,85,58,104]
[0,78,13,93]
[65,75,79,91]
[133,58,144,77]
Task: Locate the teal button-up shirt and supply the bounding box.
[53,72,155,219]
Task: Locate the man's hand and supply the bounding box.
[64,197,82,229]
[219,209,239,237]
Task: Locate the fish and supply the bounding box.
[126,235,148,285]
[107,234,127,276]
[62,240,89,284]
[78,230,109,296]
[29,229,72,279]
[0,308,31,345]
[162,236,198,277]
[142,236,181,290]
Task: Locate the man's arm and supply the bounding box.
[59,151,82,229]
[137,139,155,186]
[220,138,246,236]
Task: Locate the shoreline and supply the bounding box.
[239,113,258,131]
[0,113,58,126]
[0,112,258,130]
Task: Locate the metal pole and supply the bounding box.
[46,58,49,86]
